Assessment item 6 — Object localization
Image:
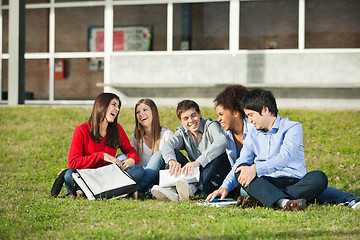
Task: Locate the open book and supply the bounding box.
[159,167,200,188]
[197,198,238,207]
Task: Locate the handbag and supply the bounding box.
[50,169,68,198]
[72,163,138,200]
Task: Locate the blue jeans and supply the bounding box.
[174,151,231,195]
[316,186,358,204]
[138,151,165,193]
[64,155,144,196]
[64,169,80,195]
[116,154,144,184]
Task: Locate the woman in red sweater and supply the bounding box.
[64,93,143,198]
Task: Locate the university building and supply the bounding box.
[2,0,360,108]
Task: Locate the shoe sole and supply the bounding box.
[151,189,171,201]
[176,180,189,202]
[151,188,178,202]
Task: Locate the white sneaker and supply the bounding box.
[349,198,360,210]
[151,185,179,202]
[176,178,198,202]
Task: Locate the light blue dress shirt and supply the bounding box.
[220,115,307,191]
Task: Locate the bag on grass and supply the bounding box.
[51,169,68,198]
[72,163,138,200]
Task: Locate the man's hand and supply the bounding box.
[181,161,200,177]
[205,187,229,202]
[168,160,182,177]
[235,165,257,188]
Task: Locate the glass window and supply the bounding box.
[56,0,103,2]
[3,0,50,4]
[1,60,8,100]
[305,0,360,48]
[55,7,104,52]
[26,9,49,53]
[2,10,8,54]
[54,58,103,100]
[25,59,49,100]
[173,2,229,50]
[113,5,167,51]
[239,0,298,49]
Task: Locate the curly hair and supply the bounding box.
[213,84,249,119]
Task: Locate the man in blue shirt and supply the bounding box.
[233,89,327,211]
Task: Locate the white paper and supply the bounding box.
[159,167,200,188]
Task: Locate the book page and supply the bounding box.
[159,167,200,188]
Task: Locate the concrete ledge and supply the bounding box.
[97,82,360,89]
[100,83,360,99]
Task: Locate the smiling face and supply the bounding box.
[136,103,153,129]
[179,108,202,136]
[215,104,238,131]
[105,98,120,123]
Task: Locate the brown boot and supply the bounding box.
[237,195,264,208]
[284,199,307,211]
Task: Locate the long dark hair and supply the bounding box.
[134,99,161,165]
[89,93,122,148]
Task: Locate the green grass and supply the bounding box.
[0,106,359,239]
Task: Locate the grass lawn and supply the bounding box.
[0,106,359,239]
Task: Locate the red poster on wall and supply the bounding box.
[89,26,151,59]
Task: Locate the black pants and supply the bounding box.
[176,151,231,195]
[235,163,328,208]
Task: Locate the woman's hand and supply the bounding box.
[103,153,122,166]
[120,158,135,171]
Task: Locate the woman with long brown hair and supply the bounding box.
[64,93,144,198]
[131,99,173,193]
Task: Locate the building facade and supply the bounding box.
[1,0,360,106]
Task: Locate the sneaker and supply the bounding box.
[284,199,307,211]
[176,178,198,202]
[348,198,360,210]
[151,185,179,202]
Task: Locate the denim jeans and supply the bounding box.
[316,186,358,204]
[138,151,165,192]
[64,155,144,196]
[64,169,80,195]
[116,154,144,184]
[174,150,231,195]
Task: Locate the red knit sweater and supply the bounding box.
[68,122,139,169]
